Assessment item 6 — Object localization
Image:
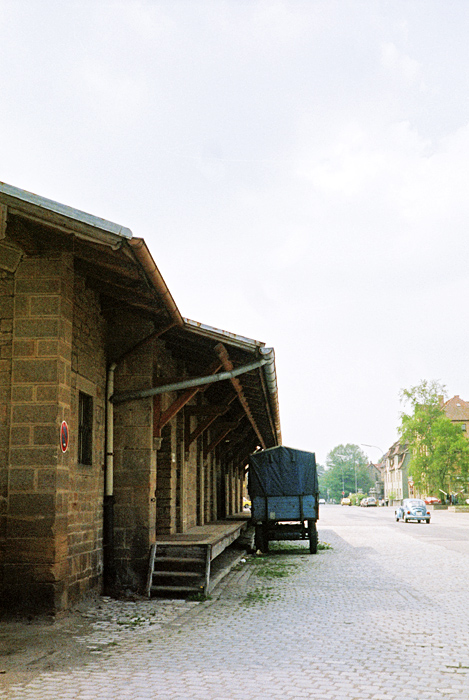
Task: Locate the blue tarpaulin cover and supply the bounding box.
[248,446,318,497]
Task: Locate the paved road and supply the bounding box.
[3,506,469,700]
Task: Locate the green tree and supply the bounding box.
[399,380,469,495]
[321,444,372,501]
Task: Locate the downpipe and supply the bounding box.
[103,362,117,593]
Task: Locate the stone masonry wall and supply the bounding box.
[113,335,156,589]
[155,422,176,535]
[68,272,106,605]
[153,340,178,536]
[5,252,73,612]
[184,408,198,530]
[0,252,15,585]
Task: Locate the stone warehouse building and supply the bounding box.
[0,182,281,614]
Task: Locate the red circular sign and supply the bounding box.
[60,421,69,453]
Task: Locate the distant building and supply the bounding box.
[382,441,410,504]
[383,395,469,505]
[441,395,469,435]
[366,461,383,499]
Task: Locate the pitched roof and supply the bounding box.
[1,180,281,450]
[442,395,469,421]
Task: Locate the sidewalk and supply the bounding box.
[4,508,469,699]
[0,544,251,694]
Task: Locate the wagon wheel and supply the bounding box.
[308,520,318,554]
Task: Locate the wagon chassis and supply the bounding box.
[254,518,318,554]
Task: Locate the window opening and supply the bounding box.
[78,391,93,465]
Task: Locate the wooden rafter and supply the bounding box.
[220,425,255,461]
[185,404,232,415]
[184,396,237,451]
[204,412,244,457]
[115,321,177,363]
[214,343,266,450]
[153,360,222,437]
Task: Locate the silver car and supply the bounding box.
[395,498,431,524]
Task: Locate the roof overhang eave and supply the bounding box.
[182,320,281,445]
[0,182,132,247]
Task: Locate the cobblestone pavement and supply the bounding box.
[2,507,469,699]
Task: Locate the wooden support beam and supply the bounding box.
[204,412,244,457]
[116,321,176,363]
[185,404,232,416]
[220,425,254,461]
[154,360,222,435]
[185,396,237,449]
[214,343,266,450]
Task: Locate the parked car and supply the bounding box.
[318,498,326,505]
[361,497,377,507]
[424,496,441,505]
[395,499,431,524]
[341,497,352,506]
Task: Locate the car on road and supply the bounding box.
[395,498,431,524]
[424,496,441,505]
[318,498,326,505]
[360,497,377,507]
[341,497,352,506]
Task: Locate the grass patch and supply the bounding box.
[252,559,297,579]
[245,548,304,581]
[239,541,333,605]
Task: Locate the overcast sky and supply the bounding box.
[2,1,469,464]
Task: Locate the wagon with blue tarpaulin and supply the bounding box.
[248,446,319,554]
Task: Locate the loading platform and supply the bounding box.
[146,515,250,598]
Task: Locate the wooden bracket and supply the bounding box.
[153,360,222,435]
[185,396,237,451]
[204,412,244,457]
[214,343,266,449]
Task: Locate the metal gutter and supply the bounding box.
[110,358,268,404]
[182,319,281,444]
[214,343,266,450]
[259,346,281,443]
[0,181,132,238]
[183,318,265,351]
[129,238,184,327]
